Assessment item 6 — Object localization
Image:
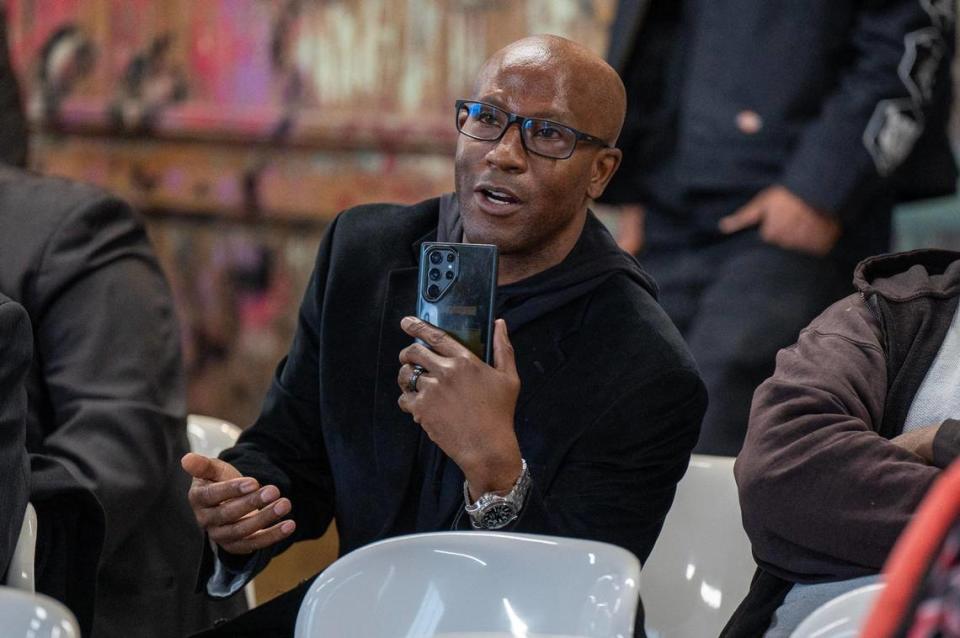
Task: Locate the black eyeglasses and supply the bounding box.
[455,100,611,160]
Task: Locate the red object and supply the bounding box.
[861,460,960,637]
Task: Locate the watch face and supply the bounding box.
[480,503,517,529]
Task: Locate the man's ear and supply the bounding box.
[586,148,622,200]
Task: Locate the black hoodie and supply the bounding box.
[437,192,658,333]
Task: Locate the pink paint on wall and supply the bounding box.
[104,0,154,80]
[6,0,83,70]
[188,0,274,107]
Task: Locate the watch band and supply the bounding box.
[463,459,531,530]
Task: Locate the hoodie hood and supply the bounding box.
[436,192,658,332]
[854,249,960,302]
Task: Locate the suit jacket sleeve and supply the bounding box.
[0,296,32,578]
[214,216,340,581]
[497,366,706,565]
[736,298,939,581]
[30,194,188,561]
[779,0,955,221]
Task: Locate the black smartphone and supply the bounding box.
[417,242,498,364]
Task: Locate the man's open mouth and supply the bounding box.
[479,188,521,206]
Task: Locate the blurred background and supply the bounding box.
[4,0,960,604]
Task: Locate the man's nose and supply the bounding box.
[485,123,527,172]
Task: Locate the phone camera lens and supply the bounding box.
[446,253,456,263]
[427,284,441,298]
[445,271,454,280]
[429,251,443,264]
[429,268,441,281]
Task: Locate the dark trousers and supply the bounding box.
[642,229,851,456]
[191,576,314,638]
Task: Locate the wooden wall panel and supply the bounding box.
[7,0,614,220]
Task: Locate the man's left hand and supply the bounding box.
[891,424,939,464]
[718,185,842,256]
[397,317,522,499]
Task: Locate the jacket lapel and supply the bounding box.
[371,265,419,535]
[371,229,437,535]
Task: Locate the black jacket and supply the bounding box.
[204,197,707,634]
[0,166,246,637]
[0,293,30,582]
[605,0,957,222]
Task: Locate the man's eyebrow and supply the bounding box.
[474,94,504,107]
[472,96,576,124]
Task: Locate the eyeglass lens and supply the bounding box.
[457,102,577,159]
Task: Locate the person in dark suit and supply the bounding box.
[0,164,249,638]
[0,293,31,583]
[0,11,247,635]
[0,297,104,637]
[182,35,707,637]
[603,0,957,456]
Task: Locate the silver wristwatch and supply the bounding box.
[463,459,531,530]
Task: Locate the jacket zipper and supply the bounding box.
[860,290,882,325]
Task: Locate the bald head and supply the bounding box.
[473,35,626,146]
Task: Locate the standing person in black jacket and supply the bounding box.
[604,0,958,455]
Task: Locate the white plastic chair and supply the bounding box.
[0,586,80,638]
[788,583,884,638]
[186,414,257,609]
[186,414,244,459]
[642,454,755,638]
[295,531,641,638]
[5,503,37,592]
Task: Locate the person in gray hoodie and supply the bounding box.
[725,249,960,637]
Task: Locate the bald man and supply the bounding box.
[183,35,705,637]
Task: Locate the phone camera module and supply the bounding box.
[429,251,443,264]
[446,253,456,263]
[427,284,441,299]
[429,269,441,281]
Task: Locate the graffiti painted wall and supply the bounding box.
[7,0,613,221]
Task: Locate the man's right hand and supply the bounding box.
[718,186,841,256]
[890,425,939,465]
[181,452,296,555]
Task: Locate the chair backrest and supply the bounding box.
[0,586,80,638]
[788,583,885,638]
[4,503,36,592]
[642,454,755,638]
[186,414,242,458]
[295,531,641,638]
